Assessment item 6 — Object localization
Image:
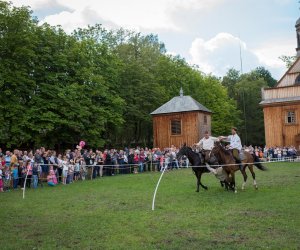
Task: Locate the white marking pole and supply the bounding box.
[152,166,167,211]
[22,168,30,199]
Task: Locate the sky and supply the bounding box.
[11,0,300,79]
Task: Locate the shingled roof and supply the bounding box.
[151,89,212,115]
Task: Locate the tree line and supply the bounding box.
[0,1,277,149]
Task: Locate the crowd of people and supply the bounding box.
[244,145,298,160]
[0,142,298,192]
[0,146,188,192]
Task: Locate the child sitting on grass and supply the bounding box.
[49,166,58,185]
[47,172,56,186]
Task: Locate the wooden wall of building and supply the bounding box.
[263,103,300,149]
[152,111,211,149]
[263,85,300,100]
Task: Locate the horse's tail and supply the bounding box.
[252,153,267,171]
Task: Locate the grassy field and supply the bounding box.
[1,162,300,250]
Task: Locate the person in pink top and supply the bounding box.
[48,166,58,185]
[47,169,57,187]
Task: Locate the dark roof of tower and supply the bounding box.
[150,95,212,115]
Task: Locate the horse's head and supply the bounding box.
[211,141,222,154]
[211,140,231,161]
[177,143,189,160]
[206,141,223,165]
[177,143,204,166]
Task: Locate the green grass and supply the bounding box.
[1,162,300,250]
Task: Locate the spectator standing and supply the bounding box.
[138,150,146,172]
[62,156,68,185]
[127,149,135,174]
[5,151,11,167]
[104,151,113,176]
[12,164,19,189]
[32,163,39,189]
[74,159,80,181]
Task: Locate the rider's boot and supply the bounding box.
[236,159,243,171]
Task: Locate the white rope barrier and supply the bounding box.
[152,166,167,211]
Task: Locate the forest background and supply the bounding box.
[0,1,282,149]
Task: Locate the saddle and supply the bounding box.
[227,148,246,161]
[239,151,246,161]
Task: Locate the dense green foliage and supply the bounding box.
[1,1,276,148]
[0,163,299,249]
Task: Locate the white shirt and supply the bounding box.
[198,136,219,150]
[62,161,68,172]
[228,134,242,151]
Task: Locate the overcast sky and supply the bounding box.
[11,0,300,79]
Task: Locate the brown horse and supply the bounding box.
[209,141,267,192]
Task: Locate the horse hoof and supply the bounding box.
[255,186,258,190]
[196,190,199,192]
[234,190,237,194]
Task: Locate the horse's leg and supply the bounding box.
[196,171,200,192]
[248,165,257,189]
[199,172,208,190]
[224,171,233,191]
[231,172,237,193]
[241,165,248,190]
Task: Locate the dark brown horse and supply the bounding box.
[177,144,211,192]
[210,141,267,192]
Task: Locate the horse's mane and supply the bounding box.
[216,142,231,155]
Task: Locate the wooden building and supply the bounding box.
[260,18,300,149]
[151,89,212,149]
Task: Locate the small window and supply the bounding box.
[171,120,181,135]
[286,111,296,124]
[204,115,207,125]
[295,74,300,85]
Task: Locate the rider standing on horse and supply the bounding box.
[194,131,218,162]
[219,127,243,170]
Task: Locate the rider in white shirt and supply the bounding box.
[195,131,219,162]
[219,127,243,169]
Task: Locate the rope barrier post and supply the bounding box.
[152,165,167,211]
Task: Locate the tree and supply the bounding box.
[250,66,277,87]
[279,55,297,68]
[234,75,267,145]
[0,2,124,148]
[221,68,240,98]
[0,1,38,147]
[188,73,241,135]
